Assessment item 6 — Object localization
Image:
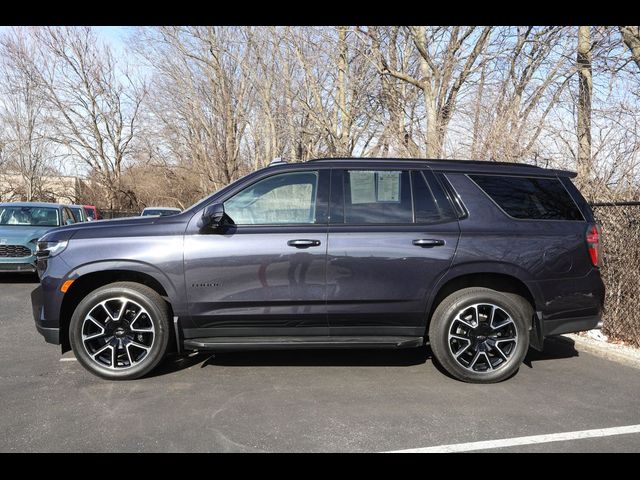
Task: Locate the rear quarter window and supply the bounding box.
[469,175,584,221]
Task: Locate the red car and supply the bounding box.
[83,205,101,221]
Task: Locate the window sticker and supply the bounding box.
[349,171,376,204]
[377,171,401,202]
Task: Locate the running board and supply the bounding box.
[183,336,424,351]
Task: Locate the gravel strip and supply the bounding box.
[560,333,640,370]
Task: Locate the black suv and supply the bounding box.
[32,158,604,383]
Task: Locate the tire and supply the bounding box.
[428,287,531,383]
[69,282,171,380]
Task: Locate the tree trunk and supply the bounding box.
[619,26,640,70]
[576,26,592,181]
[336,26,348,155]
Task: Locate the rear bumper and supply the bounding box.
[531,268,605,322]
[542,314,602,336]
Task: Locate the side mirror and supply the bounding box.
[198,203,230,230]
[65,219,74,225]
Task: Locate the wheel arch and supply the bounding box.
[59,265,179,353]
[425,263,541,332]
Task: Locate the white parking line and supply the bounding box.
[59,357,77,362]
[386,424,640,453]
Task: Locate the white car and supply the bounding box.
[140,207,181,217]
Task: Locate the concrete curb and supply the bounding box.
[558,334,640,370]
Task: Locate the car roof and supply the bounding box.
[269,157,577,178]
[143,207,181,211]
[0,201,67,208]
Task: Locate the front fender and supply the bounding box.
[63,259,187,316]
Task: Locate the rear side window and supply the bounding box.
[470,175,584,221]
[412,170,457,223]
[341,170,413,224]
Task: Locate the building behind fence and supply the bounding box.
[591,202,640,348]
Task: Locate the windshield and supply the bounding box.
[142,209,179,216]
[0,206,60,227]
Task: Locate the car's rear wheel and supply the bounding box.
[69,282,170,380]
[428,287,531,383]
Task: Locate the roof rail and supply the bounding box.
[306,157,543,169]
[269,157,288,166]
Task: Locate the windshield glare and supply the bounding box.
[0,206,60,227]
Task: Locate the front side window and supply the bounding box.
[0,207,60,227]
[224,171,319,225]
[470,175,584,221]
[340,170,412,224]
[62,208,75,225]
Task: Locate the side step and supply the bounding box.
[183,336,424,351]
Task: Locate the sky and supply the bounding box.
[0,25,131,53]
[92,26,131,53]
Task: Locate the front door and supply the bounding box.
[326,168,460,337]
[184,169,330,336]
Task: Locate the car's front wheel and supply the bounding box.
[69,282,170,380]
[428,287,531,383]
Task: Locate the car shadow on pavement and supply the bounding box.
[523,336,579,368]
[201,346,433,368]
[0,273,39,284]
[148,338,580,378]
[148,347,433,377]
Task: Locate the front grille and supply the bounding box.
[0,245,32,258]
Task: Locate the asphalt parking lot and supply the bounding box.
[1,274,639,453]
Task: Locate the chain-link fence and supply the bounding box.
[591,201,640,347]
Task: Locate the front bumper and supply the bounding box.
[0,254,37,273]
[36,323,60,344]
[31,283,62,345]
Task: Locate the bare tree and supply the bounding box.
[465,26,573,163]
[23,26,145,209]
[360,26,493,157]
[133,26,255,193]
[0,28,55,201]
[620,26,640,71]
[577,26,593,181]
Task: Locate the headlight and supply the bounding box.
[29,238,39,253]
[36,240,69,258]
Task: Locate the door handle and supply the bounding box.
[287,239,321,248]
[413,239,445,248]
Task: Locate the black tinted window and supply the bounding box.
[470,175,583,221]
[341,170,412,224]
[412,171,456,223]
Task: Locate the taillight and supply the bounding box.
[586,223,601,267]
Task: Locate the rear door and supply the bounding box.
[326,168,460,337]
